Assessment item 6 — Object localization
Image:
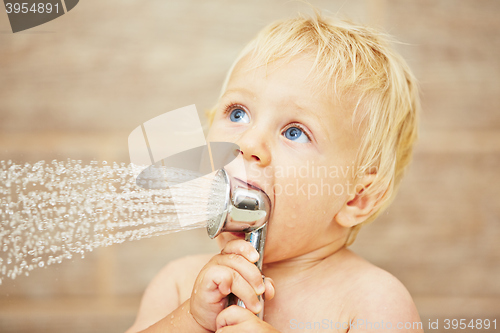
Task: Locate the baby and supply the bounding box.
[127,12,422,333]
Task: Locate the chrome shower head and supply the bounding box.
[206,168,271,318]
[207,168,270,240]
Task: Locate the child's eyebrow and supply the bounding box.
[221,88,255,100]
[288,100,321,122]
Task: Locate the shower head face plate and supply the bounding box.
[207,169,231,239]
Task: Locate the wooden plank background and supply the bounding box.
[0,0,499,332]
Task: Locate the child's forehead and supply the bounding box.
[226,53,330,100]
[226,61,319,114]
[232,53,316,81]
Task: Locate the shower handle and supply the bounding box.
[227,224,267,319]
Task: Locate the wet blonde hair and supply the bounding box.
[206,12,419,246]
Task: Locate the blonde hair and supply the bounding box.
[207,13,419,246]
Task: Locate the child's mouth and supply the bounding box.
[234,177,268,198]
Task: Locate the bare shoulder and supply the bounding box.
[126,253,214,333]
[339,249,423,332]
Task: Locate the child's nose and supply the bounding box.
[236,127,271,167]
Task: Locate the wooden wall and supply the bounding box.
[0,0,498,332]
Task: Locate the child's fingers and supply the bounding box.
[202,265,233,297]
[220,239,260,263]
[227,275,262,314]
[215,305,255,330]
[204,266,262,314]
[263,276,275,301]
[210,253,265,295]
[217,239,265,295]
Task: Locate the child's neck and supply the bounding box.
[262,231,349,284]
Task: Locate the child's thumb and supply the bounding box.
[263,276,275,301]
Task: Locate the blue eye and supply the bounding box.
[229,108,250,123]
[283,126,310,143]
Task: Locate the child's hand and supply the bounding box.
[189,239,275,332]
[215,305,280,333]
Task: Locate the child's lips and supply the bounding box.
[229,232,246,239]
[245,179,265,192]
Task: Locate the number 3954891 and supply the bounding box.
[443,319,496,330]
[5,2,60,14]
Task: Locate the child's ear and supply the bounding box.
[335,174,379,228]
